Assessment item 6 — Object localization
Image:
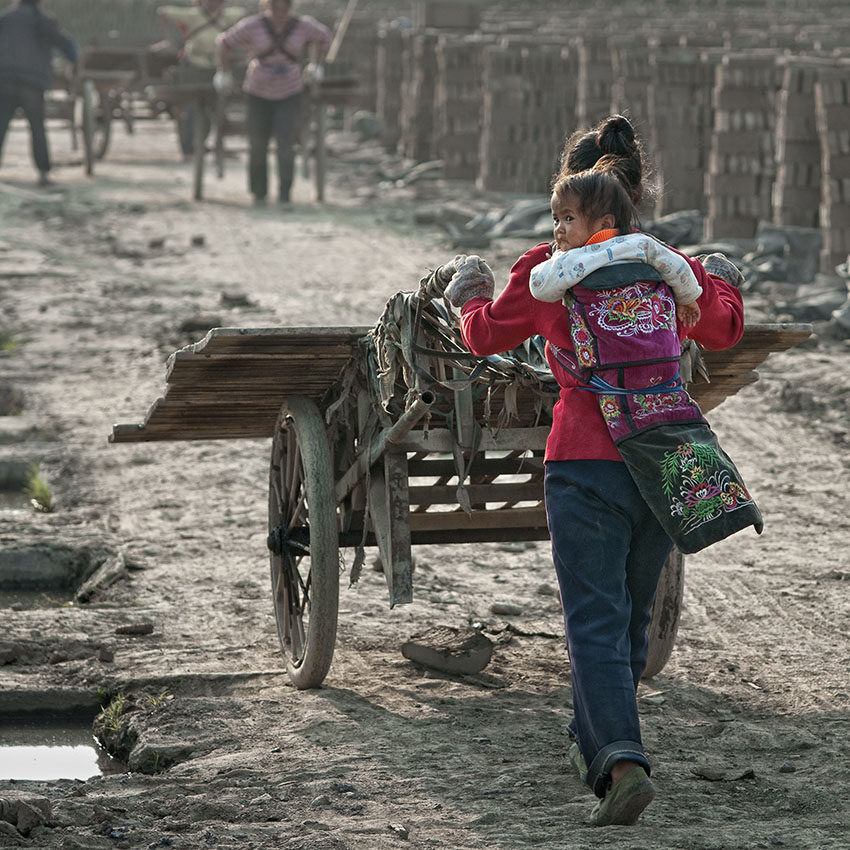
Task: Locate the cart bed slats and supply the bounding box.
[110,323,811,443]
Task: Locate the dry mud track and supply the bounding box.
[1,121,850,849]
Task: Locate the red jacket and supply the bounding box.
[459,242,746,462]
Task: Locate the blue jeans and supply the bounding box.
[246,91,300,202]
[0,80,50,174]
[545,460,673,798]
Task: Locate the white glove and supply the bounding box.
[213,70,235,95]
[444,254,495,308]
[699,252,745,289]
[304,63,325,83]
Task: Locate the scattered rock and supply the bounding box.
[178,316,223,337]
[691,765,756,781]
[310,795,330,808]
[76,551,128,603]
[190,234,206,248]
[115,622,154,636]
[0,383,24,415]
[351,110,382,141]
[401,625,493,675]
[387,823,409,839]
[0,791,51,836]
[778,761,797,773]
[644,209,705,247]
[220,292,256,309]
[490,602,523,616]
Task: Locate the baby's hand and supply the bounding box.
[677,301,701,328]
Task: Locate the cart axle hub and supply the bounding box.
[267,524,311,557]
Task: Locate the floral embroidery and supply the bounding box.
[588,284,676,338]
[631,391,687,419]
[599,395,621,425]
[565,294,597,368]
[660,442,755,535]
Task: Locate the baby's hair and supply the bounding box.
[552,158,637,235]
[555,114,647,207]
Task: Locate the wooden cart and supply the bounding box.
[144,71,360,203]
[76,45,180,175]
[110,266,812,689]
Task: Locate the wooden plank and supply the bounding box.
[110,323,811,444]
[367,460,413,607]
[408,506,548,532]
[407,455,545,478]
[396,427,549,454]
[409,482,543,505]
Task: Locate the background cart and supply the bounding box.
[110,265,812,690]
[76,44,180,175]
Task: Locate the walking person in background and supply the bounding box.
[0,0,77,187]
[155,0,245,160]
[215,0,330,207]
[444,115,748,826]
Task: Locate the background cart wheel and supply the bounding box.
[81,79,112,174]
[643,547,685,678]
[268,395,339,689]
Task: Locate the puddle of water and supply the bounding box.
[0,718,126,780]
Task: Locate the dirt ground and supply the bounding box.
[1,112,850,850]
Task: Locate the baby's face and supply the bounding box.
[550,192,599,251]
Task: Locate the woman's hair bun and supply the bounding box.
[596,114,637,155]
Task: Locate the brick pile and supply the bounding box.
[647,48,717,217]
[814,60,850,272]
[329,14,379,114]
[576,35,616,128]
[477,40,578,193]
[399,29,441,163]
[434,34,494,181]
[375,21,406,154]
[773,57,824,229]
[704,51,783,239]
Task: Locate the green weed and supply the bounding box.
[145,690,171,710]
[25,463,52,512]
[0,329,18,353]
[100,692,127,734]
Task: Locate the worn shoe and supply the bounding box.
[590,767,655,827]
[568,741,588,784]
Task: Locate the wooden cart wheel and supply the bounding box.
[81,80,112,175]
[643,548,684,678]
[267,395,339,689]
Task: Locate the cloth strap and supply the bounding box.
[258,15,301,64]
[179,9,228,52]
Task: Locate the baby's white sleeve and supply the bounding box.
[529,238,641,301]
[642,238,702,304]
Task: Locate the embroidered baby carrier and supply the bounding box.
[549,261,763,554]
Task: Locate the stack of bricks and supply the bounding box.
[647,48,716,217]
[772,57,823,229]
[399,29,441,163]
[412,0,482,30]
[477,40,579,193]
[576,35,616,128]
[375,21,406,154]
[704,51,783,239]
[434,34,494,181]
[330,14,380,114]
[814,60,850,272]
[610,35,655,136]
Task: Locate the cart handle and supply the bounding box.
[334,391,435,503]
